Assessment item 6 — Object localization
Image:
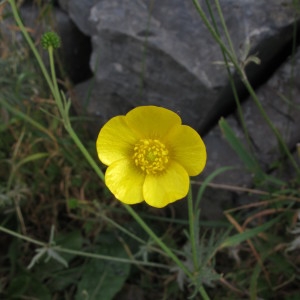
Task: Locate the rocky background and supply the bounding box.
[3,0,300,219]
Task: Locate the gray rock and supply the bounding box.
[65,0,97,35]
[241,48,300,168]
[196,46,300,219]
[66,0,297,131]
[65,0,299,220]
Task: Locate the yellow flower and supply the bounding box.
[96,106,207,208]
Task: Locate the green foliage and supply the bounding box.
[75,234,130,300]
[1,0,300,299]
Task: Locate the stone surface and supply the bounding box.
[241,49,300,167]
[64,0,300,219]
[4,0,300,220]
[59,0,97,35]
[194,45,300,218]
[65,0,297,131]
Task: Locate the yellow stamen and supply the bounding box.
[133,139,169,174]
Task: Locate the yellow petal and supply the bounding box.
[105,159,145,204]
[166,125,207,176]
[96,116,138,165]
[125,106,181,138]
[143,161,189,208]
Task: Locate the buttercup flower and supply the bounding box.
[96,106,207,208]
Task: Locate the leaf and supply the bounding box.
[67,197,79,209]
[7,269,51,300]
[249,262,261,300]
[46,248,68,268]
[28,231,83,271]
[47,266,83,292]
[219,118,258,172]
[7,274,30,297]
[27,277,51,300]
[195,166,235,209]
[220,217,280,248]
[16,152,49,169]
[56,230,83,262]
[27,248,47,270]
[75,234,130,300]
[219,118,284,186]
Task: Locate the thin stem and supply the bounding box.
[54,247,168,269]
[198,285,210,300]
[0,226,45,247]
[0,99,56,141]
[8,0,56,97]
[124,204,192,277]
[192,0,300,176]
[49,28,105,182]
[204,0,263,172]
[242,78,300,175]
[214,0,236,62]
[188,185,199,268]
[188,187,211,300]
[204,0,253,154]
[0,225,168,269]
[65,125,105,181]
[46,30,105,182]
[48,46,64,116]
[192,0,237,65]
[8,1,106,182]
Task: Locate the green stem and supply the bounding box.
[46,27,105,182]
[192,0,237,64]
[54,247,168,268]
[7,1,210,297]
[198,285,210,300]
[124,204,192,277]
[0,99,57,142]
[193,0,300,176]
[0,225,168,269]
[188,185,199,268]
[10,0,105,182]
[188,188,211,300]
[242,78,300,175]
[214,0,236,62]
[8,0,56,97]
[66,125,105,181]
[204,0,263,170]
[0,225,45,247]
[48,46,64,116]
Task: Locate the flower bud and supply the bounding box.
[41,32,61,49]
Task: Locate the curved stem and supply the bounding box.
[192,0,300,176]
[205,0,253,154]
[124,204,191,276]
[0,225,168,269]
[8,0,56,97]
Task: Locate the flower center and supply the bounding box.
[133,139,169,174]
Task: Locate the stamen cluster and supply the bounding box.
[133,139,169,174]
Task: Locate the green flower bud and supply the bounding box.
[41,32,61,49]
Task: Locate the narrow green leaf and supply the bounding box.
[195,166,236,209]
[219,118,257,170]
[17,152,49,169]
[7,274,30,297]
[75,234,130,300]
[220,217,280,248]
[250,263,261,300]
